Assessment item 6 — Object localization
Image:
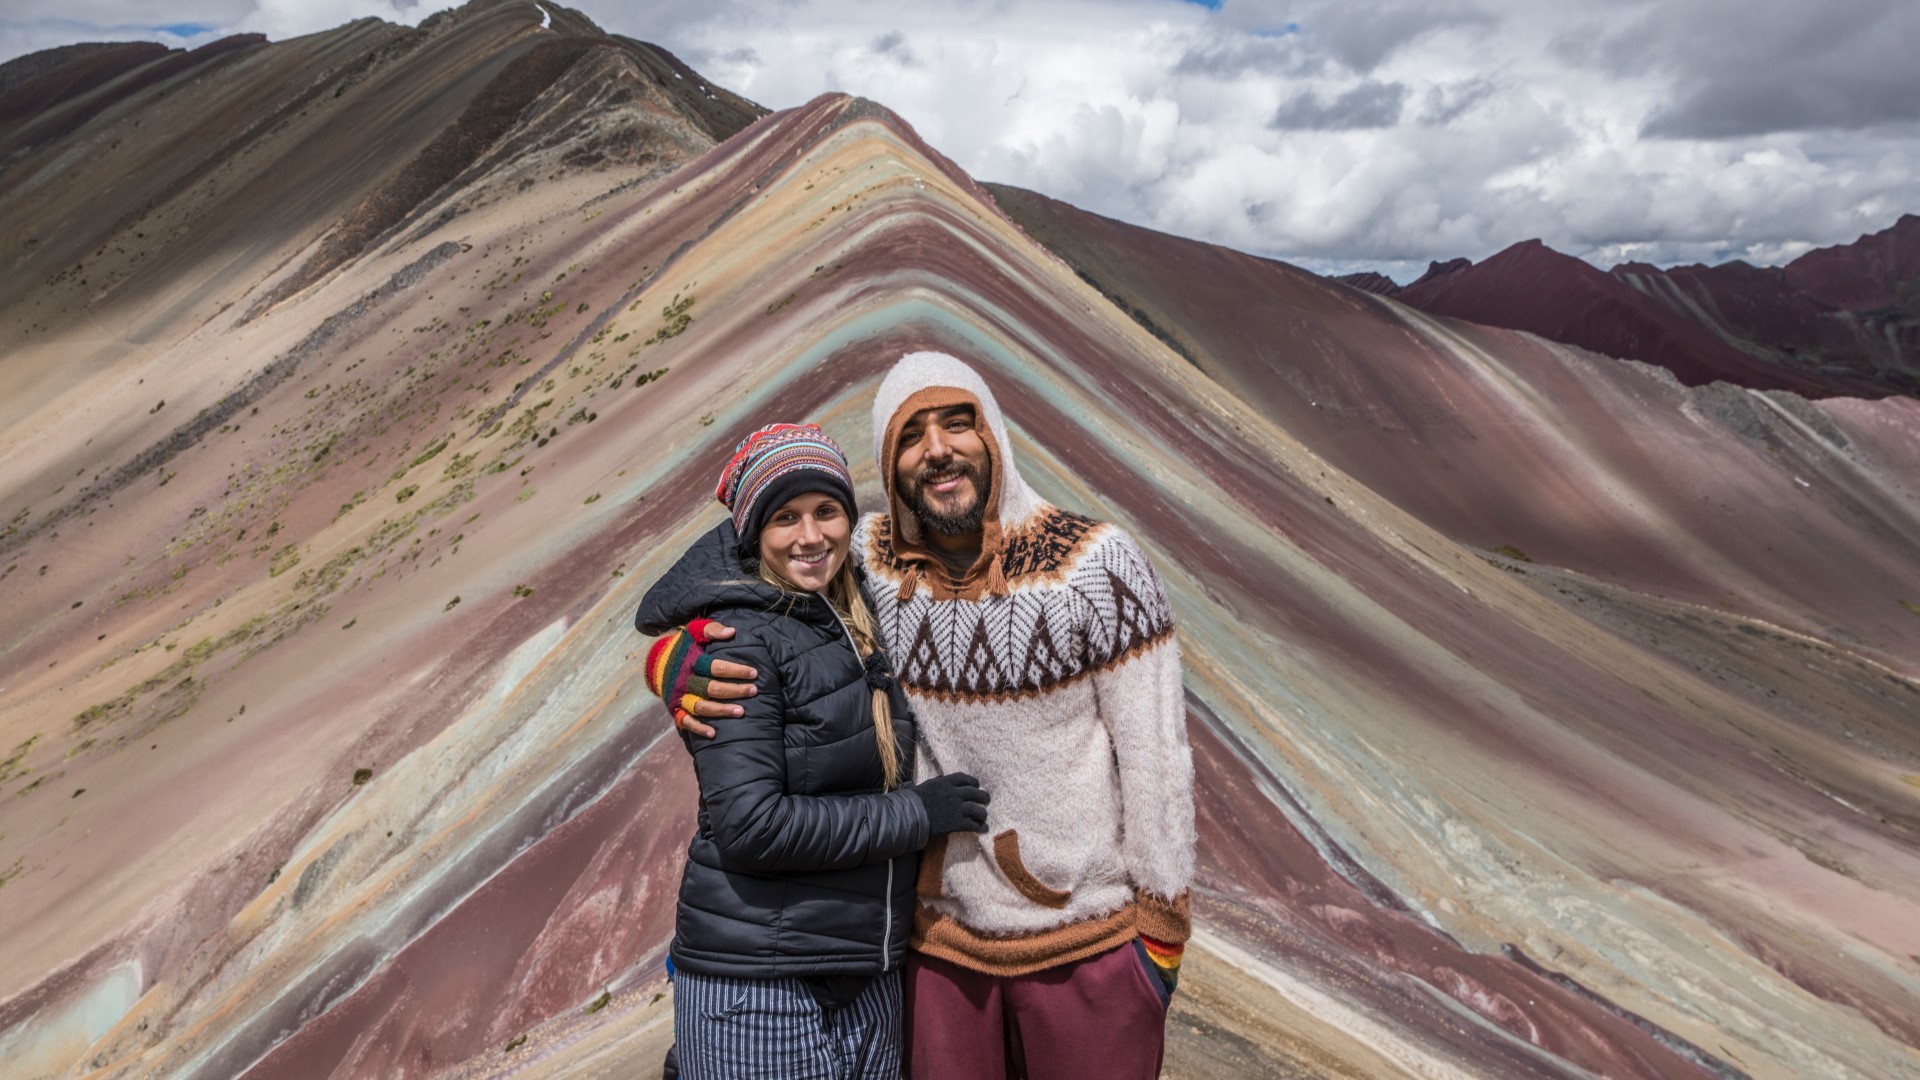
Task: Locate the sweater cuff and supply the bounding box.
[1134,888,1191,945]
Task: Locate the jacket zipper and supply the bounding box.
[882,858,896,971]
[824,603,896,971]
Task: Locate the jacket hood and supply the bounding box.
[638,519,807,634]
[870,352,1046,598]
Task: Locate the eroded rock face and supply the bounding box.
[2,6,1919,1078]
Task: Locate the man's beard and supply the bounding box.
[899,455,993,536]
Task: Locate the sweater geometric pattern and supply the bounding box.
[867,508,1175,702]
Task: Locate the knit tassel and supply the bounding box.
[897,563,920,601]
[984,555,1008,596]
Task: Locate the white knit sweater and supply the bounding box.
[857,352,1196,975]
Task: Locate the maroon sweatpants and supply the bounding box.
[903,941,1170,1080]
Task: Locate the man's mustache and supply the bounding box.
[913,459,981,489]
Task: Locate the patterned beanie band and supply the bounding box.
[714,423,858,552]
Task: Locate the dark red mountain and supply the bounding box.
[1331,270,1398,295]
[1784,214,1920,312]
[1381,217,1920,398]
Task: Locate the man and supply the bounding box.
[644,351,1196,1078]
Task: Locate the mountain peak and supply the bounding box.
[1783,211,1920,313]
[1334,270,1400,295]
[1483,236,1593,271]
[1406,256,1472,289]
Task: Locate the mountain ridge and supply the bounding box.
[1351,217,1920,397]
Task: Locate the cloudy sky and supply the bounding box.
[5,0,1918,281]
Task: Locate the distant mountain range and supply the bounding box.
[1340,217,1920,397]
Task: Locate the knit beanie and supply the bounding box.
[714,423,858,556]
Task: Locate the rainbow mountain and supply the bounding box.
[2,3,1918,1077]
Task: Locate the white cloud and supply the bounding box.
[0,0,457,66]
[2,0,254,21]
[1,18,221,62]
[231,0,462,40]
[5,0,1916,280]
[593,0,1919,277]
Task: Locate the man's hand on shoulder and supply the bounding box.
[642,618,758,738]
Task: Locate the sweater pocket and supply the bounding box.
[916,834,949,898]
[991,829,1071,908]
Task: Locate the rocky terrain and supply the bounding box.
[2,3,1918,1077]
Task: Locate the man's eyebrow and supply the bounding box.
[902,404,972,430]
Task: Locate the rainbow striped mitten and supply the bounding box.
[644,618,719,727]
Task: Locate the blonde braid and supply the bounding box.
[830,561,901,790]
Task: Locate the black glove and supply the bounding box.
[910,772,990,835]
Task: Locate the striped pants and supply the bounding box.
[673,969,903,1080]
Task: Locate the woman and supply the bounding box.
[637,423,991,1079]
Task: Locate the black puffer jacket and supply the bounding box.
[636,520,925,977]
